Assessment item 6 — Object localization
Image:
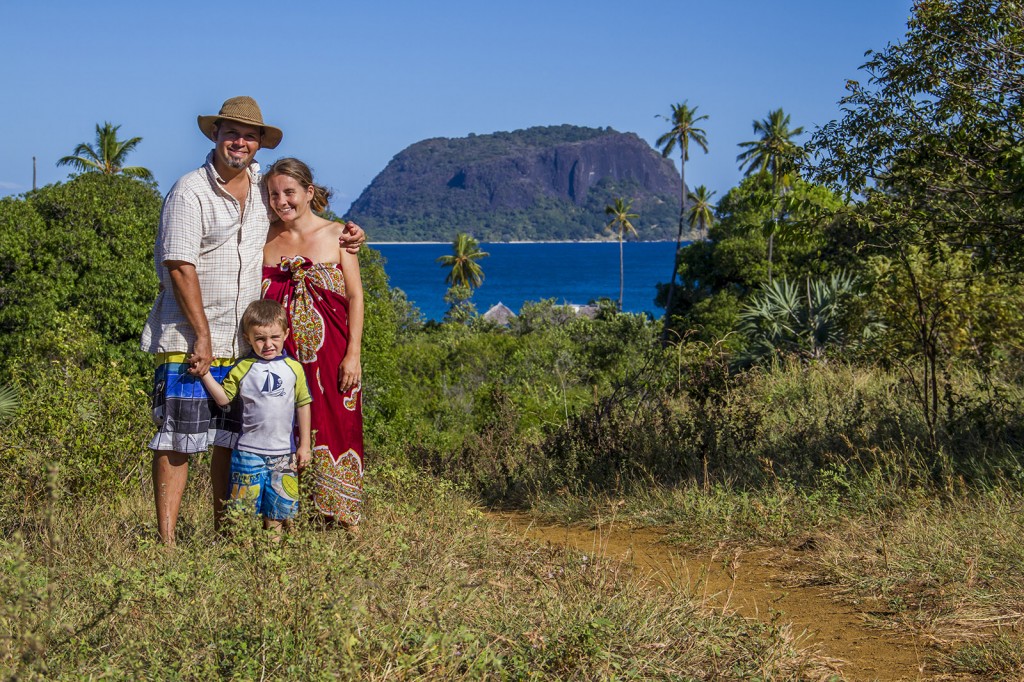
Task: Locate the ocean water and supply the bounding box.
[373,241,679,321]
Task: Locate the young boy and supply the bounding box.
[200,299,312,532]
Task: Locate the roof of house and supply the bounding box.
[482,302,517,325]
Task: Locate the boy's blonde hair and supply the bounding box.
[241,299,288,334]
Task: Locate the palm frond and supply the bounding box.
[740,270,867,362]
[121,166,155,181]
[0,384,19,421]
[57,155,104,172]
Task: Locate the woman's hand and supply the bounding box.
[339,221,366,254]
[295,445,312,471]
[338,353,361,393]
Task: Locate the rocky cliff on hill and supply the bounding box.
[346,125,689,242]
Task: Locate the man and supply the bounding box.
[141,96,364,545]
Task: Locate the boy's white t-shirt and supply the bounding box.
[220,353,312,456]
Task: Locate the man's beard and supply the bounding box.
[225,156,250,170]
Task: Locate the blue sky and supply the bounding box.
[2,1,914,213]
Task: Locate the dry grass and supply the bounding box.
[811,488,1024,679]
[532,478,1024,679]
[0,462,836,681]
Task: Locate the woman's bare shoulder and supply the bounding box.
[301,217,342,261]
[319,217,347,236]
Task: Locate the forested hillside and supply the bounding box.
[347,125,687,241]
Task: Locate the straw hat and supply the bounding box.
[197,96,283,149]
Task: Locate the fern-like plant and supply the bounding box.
[740,271,881,361]
[0,384,19,422]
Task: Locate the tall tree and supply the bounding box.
[0,173,161,376]
[737,108,807,284]
[604,197,639,310]
[436,233,489,289]
[808,1,1024,470]
[57,122,153,180]
[811,0,1024,269]
[687,185,716,241]
[657,102,709,330]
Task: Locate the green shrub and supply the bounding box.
[407,338,1024,501]
[395,309,668,501]
[0,175,160,382]
[0,359,151,531]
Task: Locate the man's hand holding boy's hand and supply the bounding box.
[188,335,214,376]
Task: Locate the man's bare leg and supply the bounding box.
[153,451,189,546]
[211,445,232,533]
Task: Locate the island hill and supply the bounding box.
[345,125,692,242]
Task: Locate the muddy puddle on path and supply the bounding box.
[489,513,935,681]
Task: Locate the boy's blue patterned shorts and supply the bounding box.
[229,449,299,521]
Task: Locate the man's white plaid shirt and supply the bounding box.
[141,152,272,359]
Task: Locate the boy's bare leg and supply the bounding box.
[263,518,291,542]
[211,445,232,532]
[153,451,189,546]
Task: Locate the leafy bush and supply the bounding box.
[660,174,849,343]
[0,359,152,531]
[355,246,404,457]
[393,307,665,502]
[400,324,1024,502]
[0,175,160,382]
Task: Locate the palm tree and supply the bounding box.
[57,122,154,180]
[437,233,489,289]
[687,185,716,241]
[736,108,807,284]
[656,102,709,333]
[605,198,639,310]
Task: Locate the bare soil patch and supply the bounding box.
[489,512,963,681]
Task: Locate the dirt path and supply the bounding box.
[490,513,937,681]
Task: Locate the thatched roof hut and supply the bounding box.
[482,302,517,325]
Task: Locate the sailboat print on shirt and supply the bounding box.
[262,371,286,397]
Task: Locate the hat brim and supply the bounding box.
[197,114,283,150]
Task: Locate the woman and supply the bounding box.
[260,158,364,532]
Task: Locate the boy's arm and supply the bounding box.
[295,403,312,470]
[199,370,232,410]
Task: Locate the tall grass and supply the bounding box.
[0,359,831,679]
[0,465,834,680]
[416,352,1024,504]
[812,486,1024,679]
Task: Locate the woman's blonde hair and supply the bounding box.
[263,157,332,213]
